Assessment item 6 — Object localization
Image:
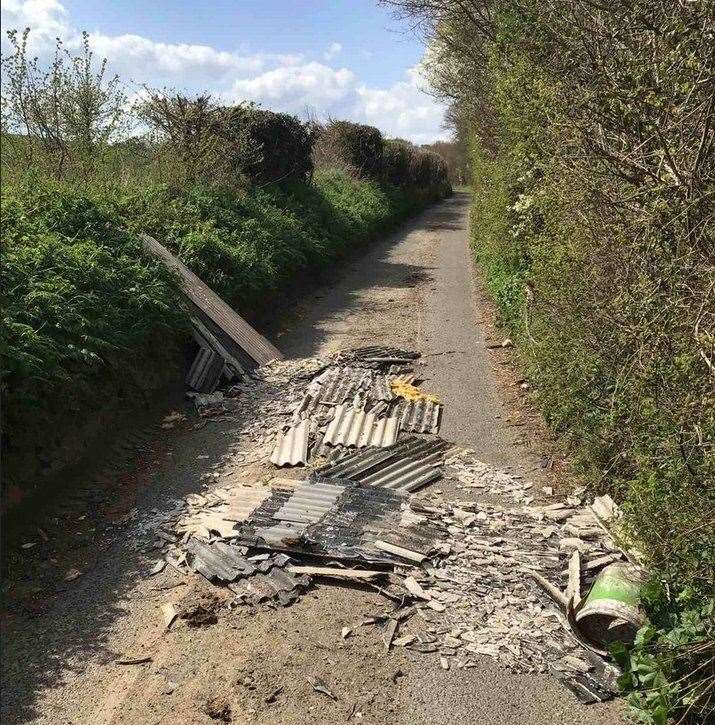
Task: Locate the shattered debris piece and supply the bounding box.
[310,676,337,700]
[161,602,178,629]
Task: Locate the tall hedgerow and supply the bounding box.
[384,0,714,721]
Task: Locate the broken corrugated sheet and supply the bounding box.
[394,398,442,434]
[370,375,393,402]
[315,437,451,492]
[141,232,282,368]
[186,538,310,606]
[186,538,255,581]
[322,405,400,449]
[270,420,310,467]
[234,478,443,564]
[186,347,225,393]
[314,366,370,405]
[177,485,271,539]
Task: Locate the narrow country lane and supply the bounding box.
[2,193,623,724]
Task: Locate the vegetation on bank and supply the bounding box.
[384,1,714,721]
[0,30,450,493]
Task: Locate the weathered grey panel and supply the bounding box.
[141,232,282,367]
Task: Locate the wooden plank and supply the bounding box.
[141,233,282,367]
[286,565,385,581]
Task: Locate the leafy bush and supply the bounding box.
[313,120,384,178]
[219,107,315,185]
[382,139,414,186]
[0,179,186,485]
[409,149,450,192]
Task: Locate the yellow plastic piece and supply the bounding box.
[390,380,440,403]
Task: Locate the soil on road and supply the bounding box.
[1,192,623,724]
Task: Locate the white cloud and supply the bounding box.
[0,0,72,51]
[354,65,449,144]
[1,0,447,143]
[88,32,265,84]
[228,62,355,111]
[323,41,342,61]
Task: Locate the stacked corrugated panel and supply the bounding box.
[186,347,225,392]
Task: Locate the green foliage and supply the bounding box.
[313,120,384,178]
[390,0,714,720]
[220,107,315,185]
[1,29,128,179]
[611,590,714,724]
[382,139,414,186]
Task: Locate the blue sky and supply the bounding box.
[1,0,449,143]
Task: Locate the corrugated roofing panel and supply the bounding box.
[318,367,370,404]
[323,405,399,448]
[270,420,310,466]
[186,346,224,392]
[272,480,344,523]
[234,477,443,564]
[141,233,282,367]
[395,399,442,434]
[315,437,451,492]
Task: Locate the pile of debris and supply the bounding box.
[143,343,648,707]
[142,234,640,707]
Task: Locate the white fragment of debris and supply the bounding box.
[161,602,177,629]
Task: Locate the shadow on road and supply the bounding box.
[268,192,470,359]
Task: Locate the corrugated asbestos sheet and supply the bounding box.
[186,346,224,392]
[293,367,372,419]
[314,366,370,404]
[322,405,400,448]
[186,538,254,581]
[371,375,393,402]
[273,480,344,524]
[270,420,310,466]
[141,233,282,368]
[315,437,451,492]
[234,477,443,564]
[394,399,442,434]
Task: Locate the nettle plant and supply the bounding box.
[1,29,129,179]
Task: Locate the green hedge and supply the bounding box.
[1,170,448,490]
